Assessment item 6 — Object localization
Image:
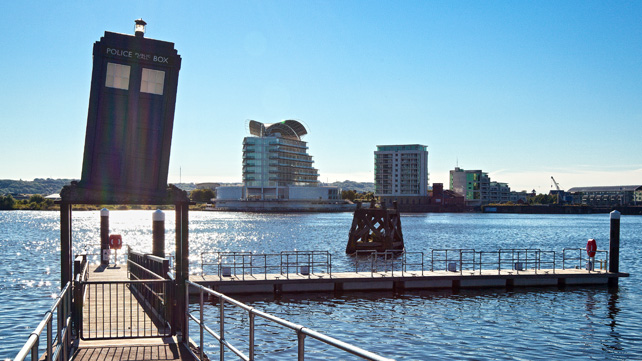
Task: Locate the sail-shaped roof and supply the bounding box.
[248,119,308,140]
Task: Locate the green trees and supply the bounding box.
[341,190,357,201]
[528,194,557,205]
[29,194,46,203]
[190,189,216,203]
[341,190,375,202]
[0,194,56,210]
[0,195,15,210]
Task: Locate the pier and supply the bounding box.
[15,201,397,361]
[197,268,627,296]
[196,248,628,296]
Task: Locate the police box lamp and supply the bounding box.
[135,18,146,37]
[71,19,183,203]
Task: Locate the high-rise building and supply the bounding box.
[374,144,429,206]
[242,120,319,200]
[215,120,352,211]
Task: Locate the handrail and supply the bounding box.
[186,280,395,361]
[204,248,604,281]
[127,259,166,280]
[202,251,332,280]
[14,282,73,361]
[562,248,608,271]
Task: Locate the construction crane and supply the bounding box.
[550,176,563,204]
[551,176,561,192]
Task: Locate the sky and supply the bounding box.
[1,1,641,193]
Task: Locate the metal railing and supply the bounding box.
[431,249,476,273]
[354,250,403,276]
[562,248,609,271]
[203,247,605,281]
[430,249,557,275]
[202,251,332,280]
[73,248,174,340]
[128,246,170,280]
[14,282,73,361]
[79,279,171,340]
[280,251,332,279]
[185,280,395,361]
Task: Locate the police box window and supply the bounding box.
[141,68,165,95]
[105,62,131,90]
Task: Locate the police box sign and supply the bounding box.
[105,47,171,65]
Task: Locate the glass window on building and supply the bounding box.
[105,62,131,90]
[141,68,165,95]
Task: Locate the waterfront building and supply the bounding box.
[509,191,529,204]
[450,167,524,206]
[489,181,510,203]
[242,120,319,200]
[449,167,490,207]
[567,186,642,206]
[374,144,429,208]
[430,183,466,211]
[215,120,352,211]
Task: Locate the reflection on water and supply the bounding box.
[1,211,641,360]
[192,286,631,360]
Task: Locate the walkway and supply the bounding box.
[73,265,197,361]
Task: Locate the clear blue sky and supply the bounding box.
[1,1,640,192]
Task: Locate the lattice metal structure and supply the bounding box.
[346,201,404,254]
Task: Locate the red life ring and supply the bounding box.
[586,238,597,257]
[109,234,123,250]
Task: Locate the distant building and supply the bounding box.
[215,120,352,212]
[450,167,523,206]
[195,183,220,191]
[374,144,429,208]
[509,191,529,204]
[489,181,510,203]
[430,183,466,211]
[567,186,642,206]
[449,168,489,207]
[242,120,319,200]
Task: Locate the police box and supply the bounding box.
[79,20,181,199]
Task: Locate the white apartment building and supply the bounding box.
[374,145,429,201]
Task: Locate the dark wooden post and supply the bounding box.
[60,203,72,289]
[608,210,621,288]
[174,202,189,339]
[100,208,109,265]
[152,209,165,257]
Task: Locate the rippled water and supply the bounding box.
[1,211,641,360]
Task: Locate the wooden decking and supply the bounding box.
[73,264,197,361]
[74,338,195,361]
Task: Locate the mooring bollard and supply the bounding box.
[153,209,165,258]
[100,208,109,265]
[608,210,621,288]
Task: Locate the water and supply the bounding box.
[1,210,641,360]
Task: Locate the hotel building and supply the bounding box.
[215,120,350,211]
